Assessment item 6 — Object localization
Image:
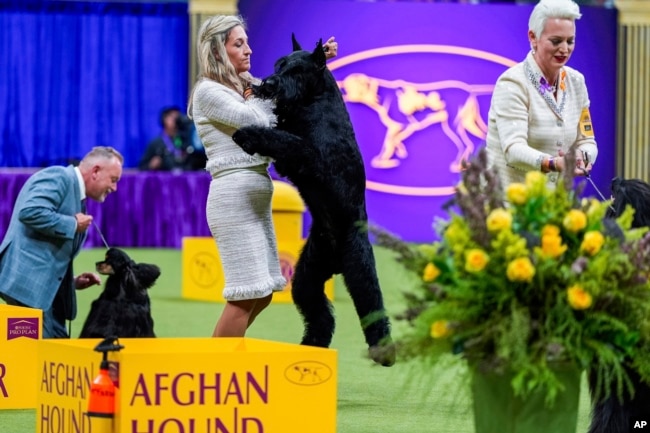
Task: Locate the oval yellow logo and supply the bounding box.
[329,45,516,196]
[284,361,333,386]
[189,251,222,288]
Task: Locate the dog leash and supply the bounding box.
[82,201,110,248]
[92,220,110,249]
[580,151,615,212]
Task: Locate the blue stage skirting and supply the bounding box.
[1,169,214,249]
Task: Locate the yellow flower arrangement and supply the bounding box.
[422,262,440,282]
[580,231,605,256]
[464,249,489,273]
[566,285,593,310]
[430,320,452,339]
[375,149,650,404]
[486,208,512,232]
[506,183,528,205]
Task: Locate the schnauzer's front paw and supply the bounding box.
[232,128,258,155]
[368,338,396,367]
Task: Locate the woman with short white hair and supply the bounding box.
[486,0,598,189]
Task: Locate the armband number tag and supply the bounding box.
[579,107,594,137]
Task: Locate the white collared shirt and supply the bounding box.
[74,166,86,201]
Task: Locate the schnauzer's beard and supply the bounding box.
[254,76,307,104]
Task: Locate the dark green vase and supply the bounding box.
[471,365,581,433]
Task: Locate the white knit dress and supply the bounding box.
[192,79,286,301]
[486,52,598,189]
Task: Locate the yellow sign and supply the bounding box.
[183,180,335,303]
[37,339,98,433]
[182,237,335,303]
[37,337,337,433]
[0,304,42,409]
[580,107,595,137]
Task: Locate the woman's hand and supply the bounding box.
[574,152,593,177]
[552,150,593,176]
[323,36,338,60]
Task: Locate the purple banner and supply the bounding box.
[0,170,213,249]
[240,0,617,242]
[7,317,39,340]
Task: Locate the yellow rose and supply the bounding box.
[525,171,545,188]
[539,233,567,258]
[465,249,489,273]
[506,183,528,205]
[422,262,441,282]
[506,257,535,283]
[541,224,561,237]
[486,208,512,232]
[580,231,605,256]
[430,320,452,339]
[567,285,593,310]
[563,209,587,233]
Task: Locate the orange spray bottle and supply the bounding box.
[87,337,124,433]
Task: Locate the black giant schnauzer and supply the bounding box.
[233,35,394,366]
[587,177,650,433]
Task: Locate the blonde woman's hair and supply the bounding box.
[188,15,254,117]
[529,0,581,39]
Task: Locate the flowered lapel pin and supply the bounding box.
[540,70,567,95]
[540,76,555,94]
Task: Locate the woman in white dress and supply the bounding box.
[188,15,337,337]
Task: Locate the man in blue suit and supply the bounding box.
[0,146,123,338]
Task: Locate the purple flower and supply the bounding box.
[540,77,555,94]
[571,257,588,274]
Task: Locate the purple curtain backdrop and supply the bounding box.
[0,1,618,247]
[0,170,213,248]
[239,0,618,242]
[0,170,310,248]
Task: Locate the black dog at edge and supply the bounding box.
[79,248,160,339]
[587,177,650,433]
[233,35,395,366]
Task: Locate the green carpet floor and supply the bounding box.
[0,247,593,432]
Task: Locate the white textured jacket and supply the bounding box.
[192,79,277,175]
[486,52,598,188]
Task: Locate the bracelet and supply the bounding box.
[548,157,556,172]
[540,156,550,173]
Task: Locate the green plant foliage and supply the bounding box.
[374,149,650,405]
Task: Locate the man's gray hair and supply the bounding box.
[80,146,124,167]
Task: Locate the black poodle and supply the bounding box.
[587,177,650,433]
[79,248,160,338]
